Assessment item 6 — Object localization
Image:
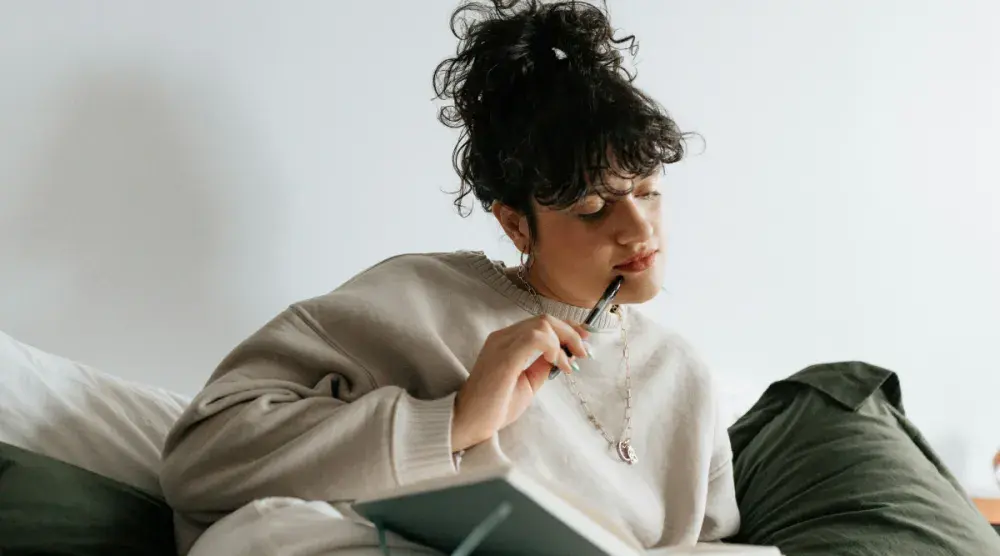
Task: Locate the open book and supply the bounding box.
[353,465,781,556]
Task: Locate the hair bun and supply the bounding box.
[523,2,635,76]
[434,1,635,122]
[434,1,688,219]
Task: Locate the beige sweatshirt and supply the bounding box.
[159,250,740,553]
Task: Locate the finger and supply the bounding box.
[559,349,579,374]
[522,319,573,375]
[498,316,582,381]
[490,323,560,384]
[541,340,575,376]
[571,324,595,358]
[539,315,589,359]
[571,323,592,339]
[522,358,552,392]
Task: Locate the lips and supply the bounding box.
[614,250,658,272]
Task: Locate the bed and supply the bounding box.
[2,328,998,555]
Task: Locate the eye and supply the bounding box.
[577,206,608,221]
[637,190,662,201]
[575,196,609,221]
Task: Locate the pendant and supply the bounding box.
[617,439,638,465]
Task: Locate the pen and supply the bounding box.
[548,275,625,380]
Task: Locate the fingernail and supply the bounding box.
[583,341,596,359]
[570,359,581,373]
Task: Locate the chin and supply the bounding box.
[613,272,664,305]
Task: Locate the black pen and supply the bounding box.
[548,275,625,380]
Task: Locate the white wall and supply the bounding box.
[2,1,997,497]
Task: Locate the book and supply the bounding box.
[650,545,782,555]
[352,465,781,556]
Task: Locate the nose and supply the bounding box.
[613,196,654,245]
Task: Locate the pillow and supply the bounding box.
[0,439,176,556]
[0,329,190,496]
[726,361,1000,555]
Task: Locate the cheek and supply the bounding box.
[542,229,593,261]
[536,223,604,265]
[560,233,616,278]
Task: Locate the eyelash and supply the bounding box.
[577,191,662,221]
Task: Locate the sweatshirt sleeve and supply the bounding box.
[158,304,459,527]
[698,386,741,542]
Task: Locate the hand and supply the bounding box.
[451,314,590,452]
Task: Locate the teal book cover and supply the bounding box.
[353,466,642,556]
[353,466,781,555]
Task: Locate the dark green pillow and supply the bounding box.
[0,441,176,556]
[725,361,1000,555]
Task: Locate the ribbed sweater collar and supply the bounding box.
[462,251,624,331]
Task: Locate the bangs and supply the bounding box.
[491,71,688,212]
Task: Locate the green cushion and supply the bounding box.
[0,441,176,556]
[725,361,1000,555]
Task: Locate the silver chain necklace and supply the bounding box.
[516,264,638,465]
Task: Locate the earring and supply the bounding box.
[517,247,533,289]
[519,243,533,270]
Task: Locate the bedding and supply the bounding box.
[186,497,437,556]
[0,439,177,556]
[4,328,995,554]
[0,329,189,496]
[725,361,1000,555]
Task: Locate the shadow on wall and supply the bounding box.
[0,66,274,393]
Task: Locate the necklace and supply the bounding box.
[516,264,638,465]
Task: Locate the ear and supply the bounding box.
[491,202,531,253]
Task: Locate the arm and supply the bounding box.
[699,451,740,541]
[698,390,741,541]
[158,304,459,526]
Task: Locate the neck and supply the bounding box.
[506,265,598,309]
[472,253,619,329]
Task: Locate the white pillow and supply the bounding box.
[0,329,190,496]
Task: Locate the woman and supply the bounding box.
[159,1,740,553]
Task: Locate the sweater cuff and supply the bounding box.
[392,391,459,486]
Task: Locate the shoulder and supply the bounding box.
[291,250,486,305]
[289,250,490,326]
[627,308,709,372]
[627,308,733,447]
[625,307,721,401]
[337,250,485,292]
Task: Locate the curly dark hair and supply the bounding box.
[433,0,691,232]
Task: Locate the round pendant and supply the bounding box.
[617,439,638,465]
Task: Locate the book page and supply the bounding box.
[647,542,782,555]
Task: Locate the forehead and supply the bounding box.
[588,167,661,194]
